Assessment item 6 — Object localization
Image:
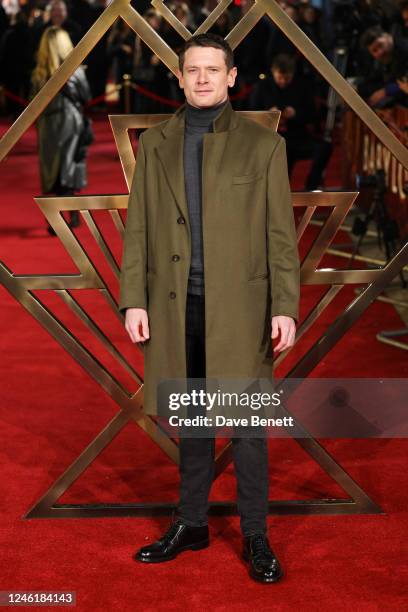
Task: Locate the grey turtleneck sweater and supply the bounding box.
[184,99,228,296]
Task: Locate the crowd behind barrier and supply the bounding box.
[1,1,407,113]
[0,0,407,222]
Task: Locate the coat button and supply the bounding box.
[177,217,185,224]
[169,291,176,299]
[172,254,180,262]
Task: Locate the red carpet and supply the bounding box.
[0,116,407,611]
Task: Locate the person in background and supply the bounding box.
[298,2,326,91]
[358,25,408,107]
[85,0,109,110]
[107,20,135,82]
[172,1,195,32]
[31,26,92,234]
[107,20,135,112]
[0,3,8,41]
[32,0,82,49]
[133,8,168,113]
[0,7,33,117]
[250,53,328,190]
[208,6,232,39]
[231,0,276,109]
[391,0,408,39]
[70,0,95,38]
[266,1,300,69]
[192,0,219,28]
[355,0,401,31]
[299,3,323,50]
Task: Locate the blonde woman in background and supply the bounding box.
[32,26,92,233]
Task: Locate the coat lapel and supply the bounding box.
[156,100,239,223]
[156,106,189,222]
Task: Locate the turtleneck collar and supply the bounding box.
[185,99,229,128]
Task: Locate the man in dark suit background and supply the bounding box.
[251,53,328,190]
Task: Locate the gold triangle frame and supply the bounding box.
[1,0,407,518]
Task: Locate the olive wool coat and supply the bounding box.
[119,100,300,415]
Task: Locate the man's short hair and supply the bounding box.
[178,33,234,72]
[271,54,296,75]
[360,25,387,49]
[47,0,67,9]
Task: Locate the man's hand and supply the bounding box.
[282,106,296,119]
[397,78,408,94]
[125,308,150,343]
[271,315,296,353]
[368,88,386,106]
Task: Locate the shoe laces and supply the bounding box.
[161,520,184,544]
[250,534,276,562]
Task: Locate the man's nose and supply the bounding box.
[197,70,209,83]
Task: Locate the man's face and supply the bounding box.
[177,46,237,109]
[402,9,408,28]
[368,34,393,63]
[146,13,161,30]
[50,2,67,26]
[303,7,316,24]
[240,0,253,14]
[272,69,293,88]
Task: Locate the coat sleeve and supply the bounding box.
[267,136,300,322]
[119,132,147,313]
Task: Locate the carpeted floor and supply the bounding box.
[0,115,407,611]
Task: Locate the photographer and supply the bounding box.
[358,25,408,108]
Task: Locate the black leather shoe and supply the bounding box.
[135,521,209,563]
[243,533,283,583]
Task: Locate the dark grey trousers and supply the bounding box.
[176,293,269,537]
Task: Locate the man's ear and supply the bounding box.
[176,68,184,88]
[228,66,238,88]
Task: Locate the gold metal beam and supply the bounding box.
[0,0,128,161]
[258,0,408,168]
[2,0,406,518]
[376,333,408,351]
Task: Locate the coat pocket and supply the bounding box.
[232,172,264,184]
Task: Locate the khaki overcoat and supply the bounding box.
[119,100,300,415]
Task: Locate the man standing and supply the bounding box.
[119,34,300,583]
[250,53,328,190]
